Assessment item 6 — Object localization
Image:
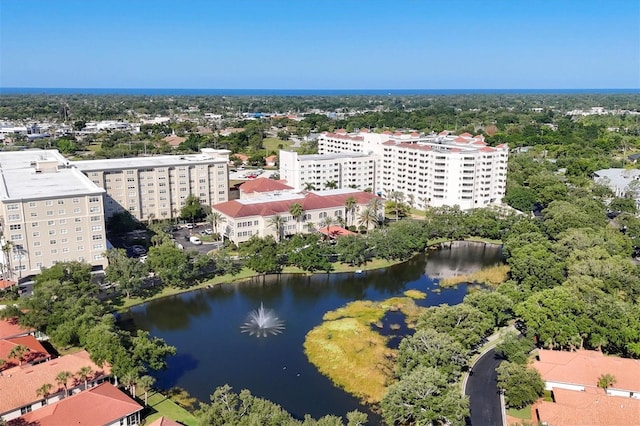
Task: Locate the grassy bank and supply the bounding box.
[304,297,424,404]
[438,264,510,288]
[141,390,197,426]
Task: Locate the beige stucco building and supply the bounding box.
[73,148,231,222]
[0,150,108,279]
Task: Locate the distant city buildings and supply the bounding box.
[280,129,508,210]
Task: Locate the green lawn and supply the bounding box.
[263,137,293,153]
[507,405,532,420]
[141,390,197,426]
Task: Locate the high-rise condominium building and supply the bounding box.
[280,129,508,210]
[0,150,108,279]
[73,148,231,222]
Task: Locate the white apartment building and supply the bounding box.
[73,149,231,222]
[0,150,108,279]
[212,188,378,245]
[279,150,376,192]
[309,129,508,210]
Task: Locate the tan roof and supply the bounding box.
[0,317,33,340]
[534,349,640,392]
[147,416,183,426]
[11,382,141,426]
[0,335,51,369]
[536,388,640,426]
[162,135,186,147]
[239,178,293,194]
[0,350,111,415]
[0,279,16,290]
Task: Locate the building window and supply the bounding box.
[10,234,22,241]
[33,231,40,237]
[29,202,37,208]
[8,214,20,221]
[30,212,38,217]
[58,210,65,215]
[73,208,81,214]
[91,225,102,232]
[7,204,19,211]
[46,211,54,216]
[50,240,56,245]
[9,224,21,230]
[20,405,32,415]
[32,222,39,227]
[89,197,100,203]
[57,200,64,205]
[92,235,103,240]
[45,201,52,206]
[73,198,80,204]
[48,220,54,226]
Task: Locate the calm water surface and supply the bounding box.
[124,242,503,422]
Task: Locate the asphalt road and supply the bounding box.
[465,348,503,426]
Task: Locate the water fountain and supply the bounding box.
[241,303,285,337]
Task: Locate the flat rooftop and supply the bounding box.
[0,150,104,201]
[296,152,371,161]
[73,151,228,171]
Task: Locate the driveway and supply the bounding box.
[172,227,221,255]
[465,348,503,426]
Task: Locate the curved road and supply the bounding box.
[465,348,503,426]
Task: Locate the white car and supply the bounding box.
[189,236,202,245]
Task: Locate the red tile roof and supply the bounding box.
[454,137,469,142]
[239,177,293,194]
[0,280,16,290]
[534,349,640,392]
[535,388,640,426]
[0,350,111,415]
[319,226,357,238]
[460,132,473,137]
[213,191,378,219]
[11,383,142,426]
[0,335,51,369]
[147,416,183,426]
[0,317,34,340]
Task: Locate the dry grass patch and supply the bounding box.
[439,264,509,288]
[403,289,427,300]
[304,317,394,404]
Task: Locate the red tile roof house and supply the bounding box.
[532,349,640,425]
[0,335,52,370]
[8,382,142,426]
[212,188,378,245]
[238,177,294,199]
[0,317,35,340]
[0,350,111,422]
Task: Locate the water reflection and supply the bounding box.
[126,242,503,422]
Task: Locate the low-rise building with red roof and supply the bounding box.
[0,335,51,370]
[147,416,183,426]
[0,317,34,340]
[532,349,640,426]
[8,382,142,426]
[0,350,111,422]
[239,177,293,199]
[212,188,378,244]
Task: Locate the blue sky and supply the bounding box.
[1,0,638,89]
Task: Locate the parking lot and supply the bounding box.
[172,225,223,254]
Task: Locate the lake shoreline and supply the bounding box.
[114,238,502,313]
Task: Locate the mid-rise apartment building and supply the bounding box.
[73,148,230,221]
[0,150,108,278]
[279,150,376,192]
[285,129,508,210]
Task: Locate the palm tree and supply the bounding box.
[267,215,286,243]
[76,366,93,391]
[1,239,14,283]
[597,373,616,391]
[344,196,357,228]
[36,383,53,401]
[137,375,156,406]
[325,180,338,190]
[121,371,138,397]
[289,203,304,234]
[206,212,225,237]
[388,190,405,222]
[357,207,377,234]
[302,182,316,191]
[8,344,29,366]
[368,197,385,228]
[56,371,72,397]
[407,193,415,210]
[320,216,335,234]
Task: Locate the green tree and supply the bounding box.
[496,362,544,409]
[56,370,73,397]
[381,367,469,426]
[416,304,494,349]
[36,383,53,400]
[357,207,376,234]
[396,328,470,379]
[240,236,282,275]
[268,214,286,243]
[344,196,357,228]
[8,344,30,366]
[180,194,204,224]
[388,190,406,222]
[206,212,226,237]
[105,248,148,298]
[75,366,93,390]
[464,291,514,328]
[137,375,156,406]
[597,373,616,390]
[289,202,304,234]
[495,332,534,365]
[147,242,192,288]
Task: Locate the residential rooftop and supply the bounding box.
[0,150,104,201]
[72,148,230,171]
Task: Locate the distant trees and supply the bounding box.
[496,362,544,409]
[180,194,205,224]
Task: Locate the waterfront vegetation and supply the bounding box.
[438,264,510,288]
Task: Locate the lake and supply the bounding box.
[123,241,503,422]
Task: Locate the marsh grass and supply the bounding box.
[439,264,509,288]
[304,297,424,403]
[403,289,426,300]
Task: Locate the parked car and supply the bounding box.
[189,236,202,245]
[185,223,194,230]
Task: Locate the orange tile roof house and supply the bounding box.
[0,317,34,340]
[239,177,293,199]
[0,335,51,369]
[9,382,142,426]
[533,349,640,426]
[147,416,183,426]
[0,350,111,422]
